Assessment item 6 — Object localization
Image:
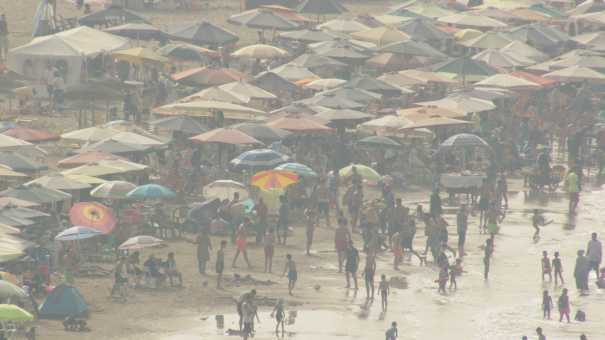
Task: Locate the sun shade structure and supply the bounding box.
[279,29,336,43]
[0,185,71,204]
[203,180,249,201]
[438,13,508,28]
[474,73,542,89]
[90,180,137,200]
[119,236,164,250]
[78,6,149,26]
[296,0,347,14]
[266,115,333,132]
[58,151,127,168]
[543,66,605,82]
[154,100,266,121]
[169,21,238,46]
[230,149,290,171]
[416,94,496,114]
[317,19,370,34]
[105,23,168,41]
[127,184,176,200]
[150,116,208,135]
[350,27,410,47]
[171,67,248,87]
[190,128,264,146]
[228,8,300,31]
[25,174,92,191]
[2,127,58,143]
[232,123,291,143]
[232,44,288,59]
[69,202,116,234]
[112,47,168,65]
[157,43,219,62]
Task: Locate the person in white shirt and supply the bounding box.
[586,232,602,279]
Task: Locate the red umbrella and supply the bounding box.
[190,128,264,145]
[266,115,333,133]
[2,127,59,142]
[57,151,127,168]
[69,202,116,234]
[171,67,248,87]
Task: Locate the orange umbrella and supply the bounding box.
[69,202,116,234]
[266,115,333,133]
[2,127,59,142]
[190,128,264,146]
[251,170,299,190]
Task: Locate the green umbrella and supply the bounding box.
[358,136,401,147]
[0,304,33,321]
[432,57,497,83]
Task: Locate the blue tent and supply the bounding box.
[39,284,88,319]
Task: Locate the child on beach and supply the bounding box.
[558,288,571,323]
[391,231,403,270]
[450,258,463,290]
[270,299,286,335]
[542,251,552,282]
[437,266,448,294]
[552,251,564,285]
[216,240,226,289]
[379,274,390,311]
[542,290,553,320]
[282,254,297,296]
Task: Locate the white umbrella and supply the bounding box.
[119,236,164,250]
[543,65,605,82]
[305,78,347,91]
[231,44,288,59]
[474,74,541,90]
[55,226,103,241]
[203,180,249,201]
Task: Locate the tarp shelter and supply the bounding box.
[8,26,129,86]
[39,284,88,319]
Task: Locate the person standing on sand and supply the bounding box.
[270,299,286,335]
[379,274,390,311]
[282,254,297,296]
[254,198,268,245]
[277,195,289,245]
[345,241,360,290]
[483,238,494,280]
[237,290,256,331]
[457,205,468,257]
[558,288,571,323]
[195,228,211,275]
[536,327,546,340]
[541,251,552,282]
[385,321,398,340]
[232,219,251,269]
[542,290,553,320]
[552,251,564,285]
[335,218,350,273]
[305,208,316,256]
[574,250,590,293]
[586,232,602,280]
[363,254,376,299]
[264,228,275,273]
[216,240,226,289]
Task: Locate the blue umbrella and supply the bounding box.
[275,162,317,177]
[230,149,290,171]
[54,226,103,241]
[127,184,176,199]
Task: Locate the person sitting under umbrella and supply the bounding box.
[143,255,165,288]
[163,252,182,287]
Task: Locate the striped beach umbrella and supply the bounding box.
[251,170,299,190]
[274,162,317,177]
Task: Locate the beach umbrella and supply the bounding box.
[315,45,369,63]
[232,44,288,59]
[251,170,299,190]
[298,94,365,110]
[432,57,497,82]
[398,106,464,118]
[203,180,248,201]
[532,52,605,71]
[58,151,126,168]
[348,77,403,97]
[228,8,299,31]
[507,23,569,50]
[401,116,472,130]
[80,138,150,155]
[168,21,238,46]
[2,127,58,143]
[350,27,410,47]
[380,39,447,59]
[157,43,218,62]
[358,136,400,147]
[127,184,176,200]
[315,109,373,124]
[25,174,92,191]
[296,0,347,14]
[472,49,533,68]
[339,164,381,181]
[90,180,136,200]
[219,81,277,101]
[181,87,248,104]
[65,174,107,185]
[0,151,47,172]
[0,281,26,299]
[232,123,291,143]
[305,78,346,91]
[55,226,103,241]
[440,133,489,148]
[230,149,290,171]
[543,66,605,82]
[360,115,413,132]
[105,23,168,41]
[0,197,39,208]
[61,126,120,143]
[573,31,605,51]
[317,19,370,33]
[0,185,71,204]
[274,162,317,177]
[119,236,163,251]
[510,71,558,87]
[172,67,247,87]
[405,3,454,18]
[78,6,149,26]
[366,53,411,72]
[438,13,507,28]
[271,64,317,82]
[0,166,27,179]
[475,73,541,90]
[454,28,482,42]
[398,18,449,42]
[62,160,148,177]
[417,94,496,114]
[154,101,266,121]
[267,115,333,133]
[500,40,549,62]
[279,29,335,43]
[69,202,116,234]
[0,305,33,321]
[291,54,347,70]
[190,128,264,146]
[460,31,513,49]
[150,116,208,135]
[0,134,33,150]
[112,47,168,65]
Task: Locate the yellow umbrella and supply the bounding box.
[350,27,410,47]
[251,170,299,190]
[0,304,34,321]
[113,47,169,65]
[454,28,482,41]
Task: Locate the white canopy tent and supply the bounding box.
[8,26,129,86]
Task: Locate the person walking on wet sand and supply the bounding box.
[270,299,286,335]
[586,232,602,280]
[264,228,275,273]
[232,219,252,269]
[379,274,390,311]
[457,205,468,256]
[385,321,398,340]
[363,254,376,299]
[552,251,564,285]
[565,168,580,215]
[216,240,226,289]
[305,208,316,256]
[542,290,553,320]
[345,241,360,290]
[277,195,289,245]
[282,254,297,296]
[558,288,571,323]
[541,251,552,282]
[335,218,351,273]
[483,238,494,280]
[532,210,552,242]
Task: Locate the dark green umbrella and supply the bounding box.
[296,0,347,15]
[380,39,447,59]
[432,57,497,81]
[79,6,149,26]
[358,136,401,147]
[169,21,238,46]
